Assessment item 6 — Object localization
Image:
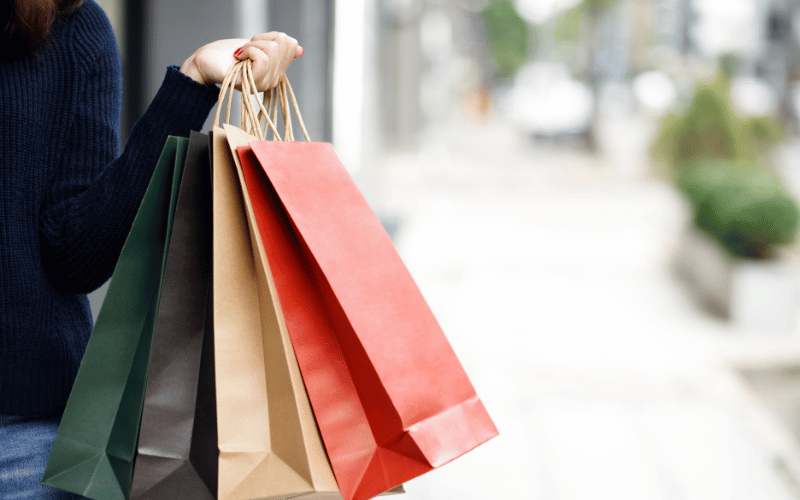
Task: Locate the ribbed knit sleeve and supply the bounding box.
[0,0,224,417]
[39,62,219,294]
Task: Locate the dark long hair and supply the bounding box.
[0,0,86,61]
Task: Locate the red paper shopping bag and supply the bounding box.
[237,141,498,500]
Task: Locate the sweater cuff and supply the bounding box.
[145,65,220,134]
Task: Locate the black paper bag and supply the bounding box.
[130,131,216,499]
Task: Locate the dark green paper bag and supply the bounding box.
[42,136,189,499]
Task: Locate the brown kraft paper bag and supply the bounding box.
[210,79,339,497]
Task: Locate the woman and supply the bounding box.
[0,0,301,497]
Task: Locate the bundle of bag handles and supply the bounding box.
[213,59,311,142]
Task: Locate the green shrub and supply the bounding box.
[678,160,799,258]
[651,72,797,258]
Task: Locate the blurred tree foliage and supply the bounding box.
[553,4,583,43]
[481,0,532,78]
[651,75,783,175]
[553,0,618,43]
[583,0,617,13]
[652,74,796,259]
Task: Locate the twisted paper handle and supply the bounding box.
[213,60,310,142]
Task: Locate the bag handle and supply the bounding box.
[251,66,310,142]
[213,60,310,142]
[213,60,277,140]
[254,72,311,142]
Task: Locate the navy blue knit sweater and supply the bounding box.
[0,0,219,417]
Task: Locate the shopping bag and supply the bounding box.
[42,136,189,499]
[130,131,216,499]
[210,69,340,498]
[239,80,499,500]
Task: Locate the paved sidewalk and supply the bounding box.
[371,116,800,499]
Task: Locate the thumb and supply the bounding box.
[295,46,304,58]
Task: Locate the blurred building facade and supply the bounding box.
[94,0,448,168]
[92,0,800,152]
[94,0,334,144]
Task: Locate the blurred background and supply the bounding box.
[91,0,800,497]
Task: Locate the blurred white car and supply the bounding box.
[632,71,677,113]
[504,62,594,137]
[730,76,776,117]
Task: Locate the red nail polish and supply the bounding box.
[233,47,244,58]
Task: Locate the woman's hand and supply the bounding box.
[180,32,303,90]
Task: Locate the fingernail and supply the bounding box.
[296,46,304,57]
[233,47,244,58]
